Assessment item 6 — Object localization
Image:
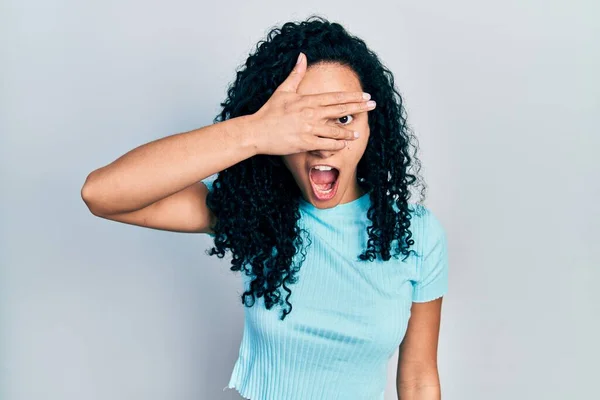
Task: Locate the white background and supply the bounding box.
[1,1,598,399]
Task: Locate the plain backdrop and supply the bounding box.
[1,1,598,399]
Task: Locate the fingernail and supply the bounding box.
[296,52,303,64]
[354,131,360,138]
[362,93,371,100]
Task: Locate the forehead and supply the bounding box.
[296,62,363,95]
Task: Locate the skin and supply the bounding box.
[398,298,443,399]
[281,62,369,207]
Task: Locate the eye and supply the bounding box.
[337,114,354,125]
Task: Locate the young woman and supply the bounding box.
[82,15,449,400]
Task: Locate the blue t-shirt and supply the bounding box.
[201,175,449,400]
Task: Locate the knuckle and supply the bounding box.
[299,137,311,151]
[335,92,344,103]
[337,104,347,114]
[301,107,315,119]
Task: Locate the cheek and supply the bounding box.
[344,130,369,159]
[281,155,305,178]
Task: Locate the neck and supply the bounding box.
[339,181,366,205]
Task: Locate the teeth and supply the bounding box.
[312,165,333,171]
[316,186,334,193]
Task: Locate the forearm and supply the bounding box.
[81,114,258,215]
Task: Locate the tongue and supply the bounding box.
[311,169,338,184]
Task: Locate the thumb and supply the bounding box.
[275,52,306,93]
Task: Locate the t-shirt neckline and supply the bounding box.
[298,190,371,216]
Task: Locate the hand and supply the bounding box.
[248,52,376,156]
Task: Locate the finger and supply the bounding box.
[303,91,370,106]
[317,99,376,119]
[313,124,359,141]
[310,136,349,151]
[275,52,307,93]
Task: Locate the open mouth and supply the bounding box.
[308,165,340,201]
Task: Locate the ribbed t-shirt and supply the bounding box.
[201,175,449,400]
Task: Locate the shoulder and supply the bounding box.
[404,203,447,257]
[406,203,446,236]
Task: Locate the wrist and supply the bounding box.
[229,114,261,157]
[241,112,265,155]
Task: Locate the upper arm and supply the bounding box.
[91,178,217,234]
[398,297,443,370]
[397,298,443,394]
[411,207,449,303]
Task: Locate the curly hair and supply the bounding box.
[205,15,427,320]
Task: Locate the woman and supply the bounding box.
[82,15,448,400]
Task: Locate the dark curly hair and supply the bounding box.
[205,15,427,320]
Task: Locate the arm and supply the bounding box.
[396,297,443,400]
[81,114,258,233]
[81,53,366,233]
[397,207,449,399]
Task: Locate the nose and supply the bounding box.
[308,147,339,158]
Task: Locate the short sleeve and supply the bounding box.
[412,208,449,302]
[201,174,217,193]
[200,174,218,237]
